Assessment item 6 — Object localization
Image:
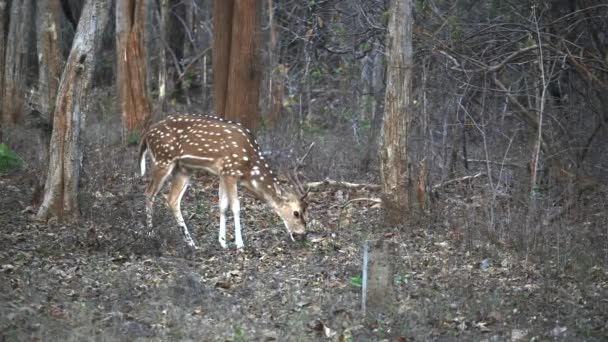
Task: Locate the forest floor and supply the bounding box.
[0,147,607,342]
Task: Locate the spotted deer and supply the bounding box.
[138,113,308,250]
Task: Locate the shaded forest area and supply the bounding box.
[1,0,607,341]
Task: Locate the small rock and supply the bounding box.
[511,328,528,341]
[550,325,567,337]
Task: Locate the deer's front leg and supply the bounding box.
[225,180,243,249]
[218,179,229,249]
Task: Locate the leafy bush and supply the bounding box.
[0,143,23,174]
[350,275,363,288]
[127,129,141,146]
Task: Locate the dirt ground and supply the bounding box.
[0,146,607,341]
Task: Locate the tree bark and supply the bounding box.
[0,0,8,139]
[213,0,261,130]
[380,0,414,225]
[213,0,234,118]
[34,0,65,206]
[36,0,111,222]
[266,0,285,128]
[1,0,33,125]
[116,0,151,136]
[37,0,65,121]
[158,0,169,108]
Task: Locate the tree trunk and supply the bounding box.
[266,0,285,128]
[379,0,414,225]
[213,0,234,118]
[1,0,33,125]
[36,0,111,222]
[0,0,8,140]
[34,0,65,206]
[213,0,261,130]
[37,0,65,121]
[158,0,169,109]
[116,0,151,136]
[167,0,185,93]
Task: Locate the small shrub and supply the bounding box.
[350,275,363,288]
[127,129,141,146]
[0,143,23,174]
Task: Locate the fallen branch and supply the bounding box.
[457,156,525,169]
[306,178,381,191]
[432,172,486,191]
[343,197,382,207]
[307,172,490,196]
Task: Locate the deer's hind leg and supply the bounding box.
[145,163,175,236]
[166,170,197,249]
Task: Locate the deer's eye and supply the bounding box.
[293,211,300,218]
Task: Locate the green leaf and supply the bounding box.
[0,143,23,174]
[350,275,363,287]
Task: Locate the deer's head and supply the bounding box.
[274,173,308,241]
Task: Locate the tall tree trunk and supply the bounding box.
[158,0,169,109]
[167,0,185,94]
[34,0,65,206]
[1,0,33,125]
[213,0,261,130]
[213,0,234,118]
[266,0,285,128]
[380,0,414,225]
[37,0,65,120]
[0,0,8,140]
[36,0,111,222]
[116,0,151,136]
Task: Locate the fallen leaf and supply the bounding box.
[1,264,15,272]
[215,281,231,289]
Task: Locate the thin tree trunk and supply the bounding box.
[183,0,195,58]
[0,0,8,140]
[36,0,111,221]
[116,0,151,137]
[380,0,414,225]
[168,0,185,93]
[158,0,169,109]
[2,0,33,125]
[266,0,283,128]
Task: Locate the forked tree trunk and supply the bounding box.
[36,0,111,222]
[116,0,151,136]
[213,0,261,130]
[1,0,33,125]
[380,0,414,225]
[34,0,65,206]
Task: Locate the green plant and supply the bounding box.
[127,129,141,146]
[0,143,23,174]
[350,275,363,288]
[233,325,247,342]
[394,273,410,286]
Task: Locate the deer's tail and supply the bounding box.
[138,136,148,177]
